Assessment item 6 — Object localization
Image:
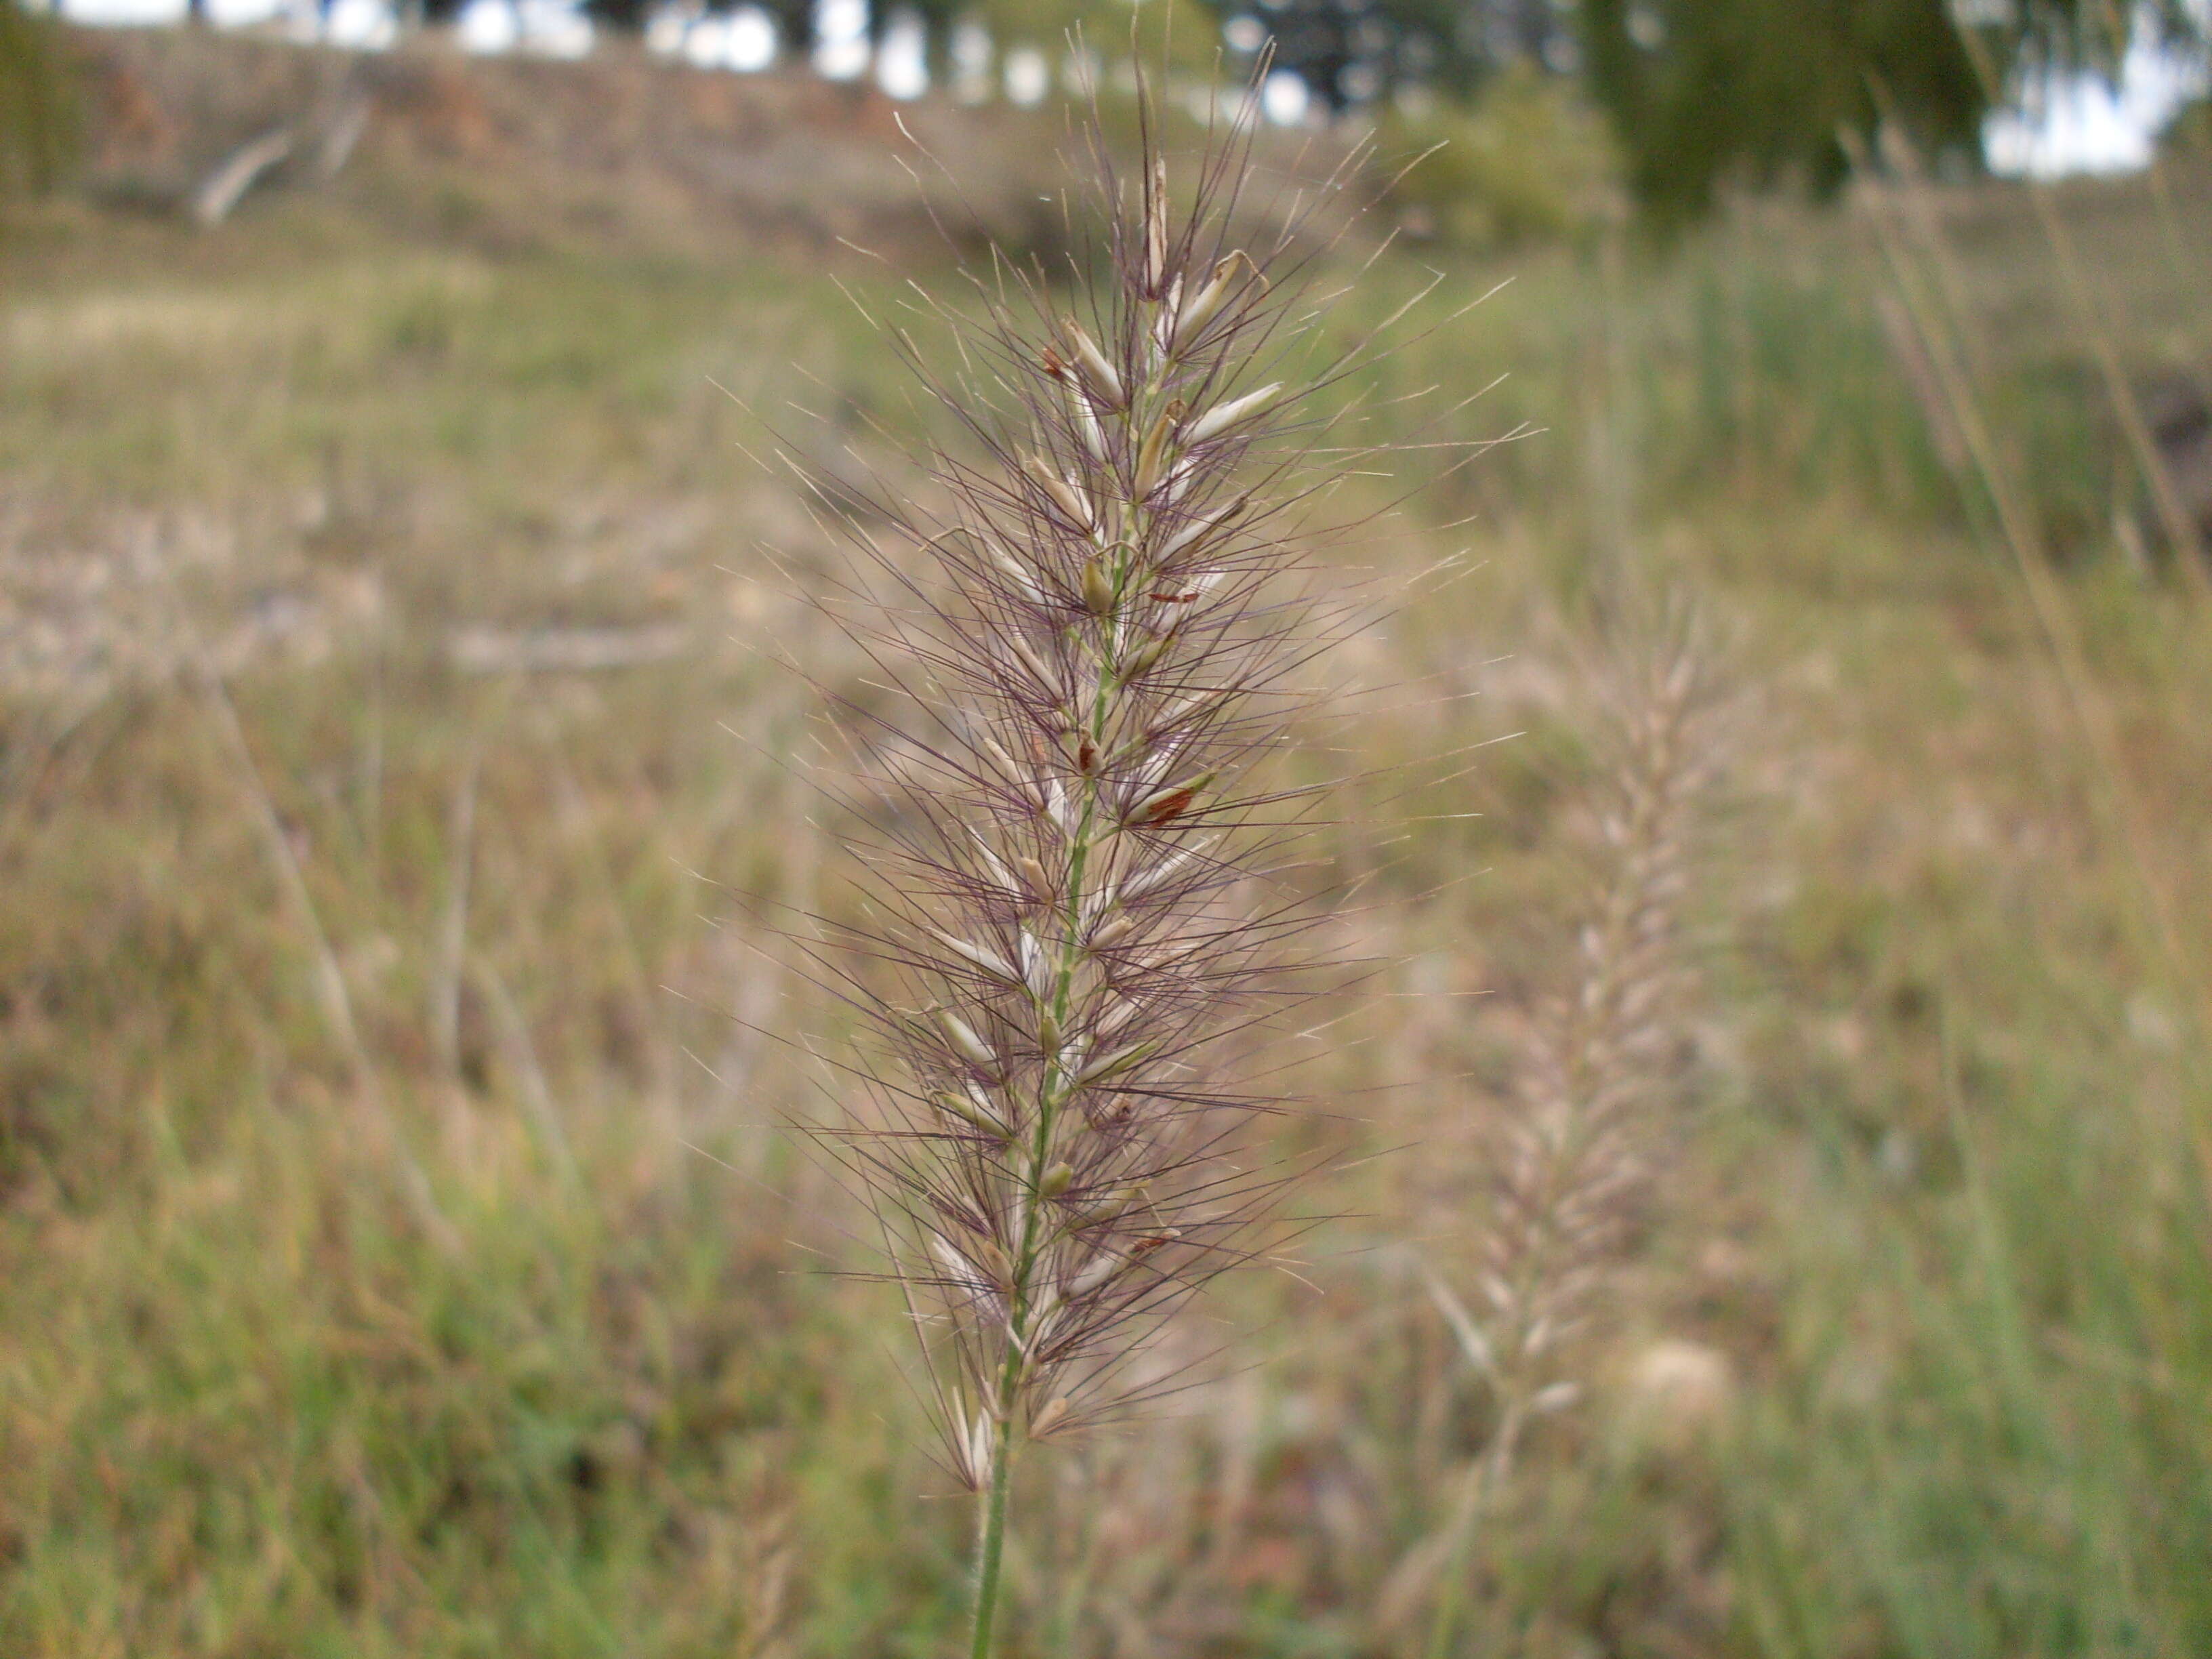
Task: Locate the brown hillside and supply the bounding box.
[68,24,1093,260]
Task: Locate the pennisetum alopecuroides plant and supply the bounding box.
[775,83,1419,1656]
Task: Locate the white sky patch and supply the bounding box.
[1222,13,1265,54]
[455,0,589,58]
[672,3,772,69]
[949,18,992,103]
[876,7,927,98]
[690,12,734,64]
[517,0,590,56]
[57,0,184,23]
[322,0,395,49]
[724,3,776,70]
[1261,66,1309,125]
[455,0,515,52]
[1003,44,1049,107]
[813,0,869,80]
[207,0,283,26]
[1986,31,2209,176]
[643,3,684,54]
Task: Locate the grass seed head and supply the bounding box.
[797,98,1413,1484]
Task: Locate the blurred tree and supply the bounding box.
[0,0,79,212]
[583,0,653,30]
[1578,0,1981,228]
[955,0,1218,95]
[1579,0,2209,230]
[755,0,815,55]
[1394,0,1513,95]
[874,0,962,83]
[1210,0,1572,109]
[2162,92,2211,155]
[975,0,1086,53]
[1206,0,2204,224]
[1376,60,1620,246]
[1105,0,1227,78]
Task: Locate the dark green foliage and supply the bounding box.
[1579,0,1982,232]
[1209,0,1510,109]
[581,0,653,33]
[1206,0,2206,227]
[758,0,813,51]
[1573,0,2211,228]
[0,0,77,205]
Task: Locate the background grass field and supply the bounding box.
[3,28,2211,1657]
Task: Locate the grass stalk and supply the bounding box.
[1395,623,1720,1654]
[781,82,1425,1645]
[1845,131,2212,1200]
[968,1413,1016,1659]
[155,539,451,1244]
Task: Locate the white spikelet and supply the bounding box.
[1151,272,1183,361]
[965,826,1017,890]
[1079,880,1120,927]
[1166,249,1259,352]
[1187,382,1282,443]
[966,1408,998,1490]
[988,541,1047,605]
[933,929,1022,987]
[932,1234,998,1302]
[1018,928,1053,1000]
[1067,381,1107,457]
[1044,779,1076,837]
[1068,1250,1119,1298]
[935,1008,998,1071]
[1094,992,1143,1041]
[1156,496,1247,562]
[1008,633,1055,689]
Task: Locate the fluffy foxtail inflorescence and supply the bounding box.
[1396,622,1725,1654]
[1473,628,1719,1406]
[792,104,1383,1654]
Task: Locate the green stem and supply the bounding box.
[967,1395,1017,1659]
[967,548,1124,1659]
[966,379,1161,1658]
[1422,1395,1523,1659]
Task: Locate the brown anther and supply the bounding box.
[1132,769,1215,827]
[1140,787,1195,826]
